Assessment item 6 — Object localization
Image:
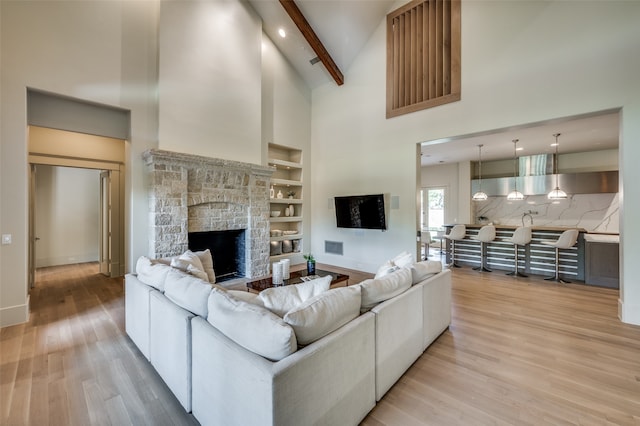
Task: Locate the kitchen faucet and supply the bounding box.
[522,210,537,226]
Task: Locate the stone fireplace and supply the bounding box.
[143,149,273,279]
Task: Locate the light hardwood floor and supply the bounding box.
[2,263,639,425]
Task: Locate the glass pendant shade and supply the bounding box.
[548,187,568,199]
[472,144,488,201]
[507,139,524,201]
[547,133,567,199]
[472,191,488,201]
[507,190,525,200]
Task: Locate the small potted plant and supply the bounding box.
[303,253,316,275]
[287,190,296,199]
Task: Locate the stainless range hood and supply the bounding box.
[471,153,618,196]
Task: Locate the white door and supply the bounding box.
[421,187,446,230]
[99,171,111,276]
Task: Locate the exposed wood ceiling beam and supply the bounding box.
[279,0,344,86]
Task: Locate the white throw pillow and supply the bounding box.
[410,260,443,284]
[194,249,216,283]
[170,250,209,282]
[375,260,399,279]
[283,286,361,346]
[135,256,172,291]
[207,288,297,361]
[164,269,215,317]
[259,275,332,317]
[228,290,264,307]
[358,267,412,310]
[391,251,414,268]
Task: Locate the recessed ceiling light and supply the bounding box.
[516,147,524,151]
[278,28,286,38]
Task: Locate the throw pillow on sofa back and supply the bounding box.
[259,275,332,317]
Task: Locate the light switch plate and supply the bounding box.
[2,234,12,245]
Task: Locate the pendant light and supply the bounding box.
[548,133,567,199]
[507,139,525,200]
[472,144,488,201]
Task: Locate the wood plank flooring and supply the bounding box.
[2,262,639,425]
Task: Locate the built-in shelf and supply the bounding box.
[268,143,304,263]
[270,216,303,223]
[270,199,302,204]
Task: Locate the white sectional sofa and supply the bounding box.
[125,255,451,426]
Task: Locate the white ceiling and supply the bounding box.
[249,0,395,89]
[420,110,620,166]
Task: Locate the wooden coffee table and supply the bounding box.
[246,269,349,293]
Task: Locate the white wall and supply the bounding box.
[261,34,312,259]
[0,0,159,326]
[158,0,262,164]
[35,166,100,267]
[310,0,640,324]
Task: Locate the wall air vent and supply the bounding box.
[324,240,344,256]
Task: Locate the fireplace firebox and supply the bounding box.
[188,230,246,282]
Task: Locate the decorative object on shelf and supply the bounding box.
[507,139,525,201]
[303,253,316,275]
[284,207,291,217]
[270,185,275,199]
[287,190,296,199]
[472,144,488,201]
[288,204,294,216]
[548,133,568,200]
[270,211,281,217]
[272,261,284,285]
[281,258,290,280]
[276,189,283,199]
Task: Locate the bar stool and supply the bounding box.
[420,231,432,260]
[542,229,579,283]
[505,226,532,277]
[444,225,466,268]
[472,225,496,272]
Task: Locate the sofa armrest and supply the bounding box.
[419,269,452,350]
[370,283,423,401]
[125,273,157,360]
[191,312,376,426]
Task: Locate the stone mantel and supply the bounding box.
[143,149,274,279]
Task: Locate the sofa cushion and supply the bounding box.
[410,260,443,284]
[170,250,210,282]
[207,288,297,361]
[283,286,361,345]
[358,267,412,310]
[194,249,216,283]
[164,269,215,317]
[135,256,173,292]
[259,275,332,317]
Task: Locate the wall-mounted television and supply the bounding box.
[334,194,387,230]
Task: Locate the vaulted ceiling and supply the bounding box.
[248,0,396,89]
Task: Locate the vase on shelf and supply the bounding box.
[288,204,294,216]
[270,185,275,199]
[276,190,283,199]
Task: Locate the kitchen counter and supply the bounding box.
[442,224,586,281]
[453,224,587,233]
[584,234,619,243]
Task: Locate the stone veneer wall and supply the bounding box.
[143,149,274,278]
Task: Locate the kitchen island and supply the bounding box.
[443,224,587,282]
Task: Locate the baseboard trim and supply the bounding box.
[0,295,30,328]
[618,298,640,326]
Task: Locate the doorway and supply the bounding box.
[28,126,125,289]
[421,187,446,231]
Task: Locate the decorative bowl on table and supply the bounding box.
[270,211,281,217]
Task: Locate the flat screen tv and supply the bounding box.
[334,194,387,230]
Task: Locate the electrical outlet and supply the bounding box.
[2,234,12,245]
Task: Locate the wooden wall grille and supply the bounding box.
[386,0,460,118]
